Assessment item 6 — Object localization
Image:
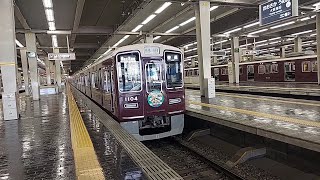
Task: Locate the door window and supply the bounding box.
[146,63,162,92]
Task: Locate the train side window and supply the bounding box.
[271,64,278,73]
[258,65,266,74]
[165,52,183,89]
[117,52,142,92]
[85,75,89,87]
[91,73,96,88]
[265,64,271,74]
[302,61,311,72]
[312,61,318,72]
[103,70,109,92]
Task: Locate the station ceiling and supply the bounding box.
[14,0,319,74]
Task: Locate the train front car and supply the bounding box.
[115,44,185,141]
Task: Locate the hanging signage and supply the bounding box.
[259,0,298,25]
[210,51,226,57]
[48,53,76,61]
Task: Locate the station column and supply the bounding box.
[0,0,19,120]
[280,46,286,58]
[20,49,30,95]
[54,49,62,92]
[317,8,320,85]
[45,57,51,85]
[195,1,211,96]
[294,37,302,53]
[25,33,40,101]
[231,37,240,84]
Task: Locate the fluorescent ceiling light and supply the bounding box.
[256,43,268,47]
[214,39,228,45]
[248,28,268,35]
[48,22,56,31]
[310,33,317,36]
[153,36,161,40]
[131,25,143,32]
[185,48,197,53]
[155,2,172,14]
[45,9,54,21]
[141,14,156,25]
[51,35,58,47]
[313,2,320,6]
[113,35,130,47]
[270,21,295,29]
[210,6,218,11]
[180,17,196,26]
[165,26,179,33]
[15,39,24,47]
[269,37,281,41]
[255,40,267,44]
[224,28,242,35]
[244,21,260,28]
[291,30,313,36]
[42,0,53,8]
[268,41,280,44]
[122,35,130,40]
[300,17,310,21]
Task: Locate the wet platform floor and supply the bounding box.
[0,93,76,180]
[185,82,320,96]
[186,90,320,152]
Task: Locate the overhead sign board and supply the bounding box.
[259,0,298,26]
[48,53,76,61]
[210,51,226,57]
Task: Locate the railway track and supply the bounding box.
[144,137,244,180]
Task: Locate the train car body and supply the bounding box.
[72,43,185,141]
[185,55,318,83]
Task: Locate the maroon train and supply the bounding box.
[72,43,185,141]
[185,55,318,82]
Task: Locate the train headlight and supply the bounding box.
[169,98,181,105]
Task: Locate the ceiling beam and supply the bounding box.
[71,0,86,47]
[73,26,114,35]
[14,2,31,30]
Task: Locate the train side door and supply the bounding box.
[284,62,295,81]
[144,60,166,116]
[247,65,254,81]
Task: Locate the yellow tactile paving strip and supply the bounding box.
[217,92,320,107]
[67,85,105,180]
[188,101,320,128]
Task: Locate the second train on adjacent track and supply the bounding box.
[72,43,185,141]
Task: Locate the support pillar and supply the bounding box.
[0,0,19,120]
[317,9,320,85]
[294,36,302,53]
[195,1,211,97]
[54,49,62,92]
[231,37,240,84]
[280,46,286,58]
[20,49,30,95]
[25,33,40,101]
[45,57,51,85]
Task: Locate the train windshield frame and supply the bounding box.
[116,52,142,93]
[164,51,183,89]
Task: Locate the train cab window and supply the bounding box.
[146,63,162,92]
[117,52,142,92]
[165,52,183,89]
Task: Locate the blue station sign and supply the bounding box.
[259,0,298,26]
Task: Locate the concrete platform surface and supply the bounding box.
[185,90,320,152]
[185,82,320,97]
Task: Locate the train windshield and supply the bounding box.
[117,52,142,92]
[165,52,183,89]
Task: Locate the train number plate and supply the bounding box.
[125,96,138,102]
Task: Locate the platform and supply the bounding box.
[0,93,76,179]
[185,82,320,97]
[185,89,320,153]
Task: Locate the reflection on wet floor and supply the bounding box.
[75,97,146,180]
[186,90,320,136]
[0,93,75,180]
